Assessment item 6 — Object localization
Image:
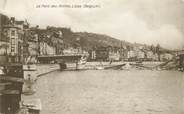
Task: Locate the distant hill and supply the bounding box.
[75,32,122,49]
[42,27,169,52]
[63,31,133,50]
[72,32,169,52]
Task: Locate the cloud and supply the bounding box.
[65,10,184,49]
[1,0,184,49]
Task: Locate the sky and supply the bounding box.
[0,0,184,49]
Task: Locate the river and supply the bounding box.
[33,70,183,114]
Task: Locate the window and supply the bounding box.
[11,38,15,45]
[11,47,15,52]
[11,30,15,36]
[3,30,8,36]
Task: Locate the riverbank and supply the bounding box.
[21,64,59,101]
[36,64,59,77]
[34,61,164,73]
[33,61,174,77]
[66,61,163,70]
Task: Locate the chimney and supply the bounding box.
[10,17,15,24]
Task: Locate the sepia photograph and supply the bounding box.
[0,0,184,114]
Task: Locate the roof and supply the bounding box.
[3,25,21,29]
[15,21,24,25]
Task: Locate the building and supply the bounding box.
[0,14,10,63]
[63,47,79,54]
[28,41,38,56]
[146,51,154,61]
[34,27,64,56]
[127,50,136,60]
[63,47,87,54]
[39,42,56,55]
[120,49,128,61]
[137,50,145,60]
[15,20,29,30]
[3,24,23,63]
[178,53,184,70]
[88,49,97,61]
[109,51,120,61]
[96,47,109,61]
[0,15,27,63]
[88,47,108,61]
[0,14,9,41]
[90,50,96,60]
[0,41,10,55]
[152,53,159,61]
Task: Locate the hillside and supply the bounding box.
[39,27,167,52]
[63,31,133,50]
[71,32,168,52]
[75,32,122,48]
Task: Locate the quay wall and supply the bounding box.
[36,64,59,77]
[34,61,163,77]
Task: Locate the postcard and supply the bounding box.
[0,0,184,114]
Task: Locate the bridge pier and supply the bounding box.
[179,54,184,71]
[58,60,67,71]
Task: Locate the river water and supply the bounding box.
[33,70,183,114]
